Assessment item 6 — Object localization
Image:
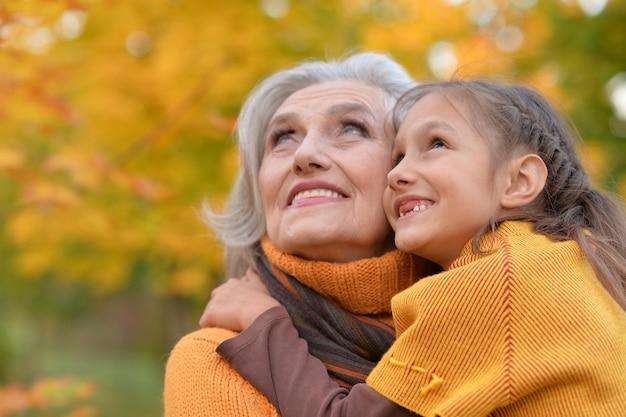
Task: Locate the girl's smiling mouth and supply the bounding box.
[397,199,434,218]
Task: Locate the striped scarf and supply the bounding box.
[258,237,424,387]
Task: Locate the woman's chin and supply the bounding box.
[273,234,390,263]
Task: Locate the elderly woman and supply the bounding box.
[163,52,437,417]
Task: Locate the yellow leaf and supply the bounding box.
[7,209,44,244]
[167,266,208,296]
[618,171,626,202]
[131,176,171,201]
[21,181,82,208]
[16,245,56,277]
[0,147,26,170]
[578,140,609,182]
[43,151,108,190]
[91,260,128,295]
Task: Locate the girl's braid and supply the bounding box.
[508,89,592,240]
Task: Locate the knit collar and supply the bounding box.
[451,221,535,270]
[261,236,420,315]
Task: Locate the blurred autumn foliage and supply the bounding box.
[0,377,95,417]
[1,0,624,415]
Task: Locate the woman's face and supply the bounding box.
[259,80,396,262]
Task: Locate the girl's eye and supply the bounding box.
[392,153,404,167]
[341,121,369,137]
[430,138,447,149]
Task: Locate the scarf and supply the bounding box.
[258,237,423,387]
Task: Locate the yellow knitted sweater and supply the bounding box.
[163,240,424,417]
[367,221,626,416]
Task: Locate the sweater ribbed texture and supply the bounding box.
[367,221,626,417]
[164,244,419,417]
[261,236,427,315]
[164,327,278,417]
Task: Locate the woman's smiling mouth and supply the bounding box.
[287,181,349,207]
[291,188,345,204]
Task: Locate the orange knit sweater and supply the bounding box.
[368,221,626,416]
[163,241,423,417]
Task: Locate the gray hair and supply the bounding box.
[203,52,415,277]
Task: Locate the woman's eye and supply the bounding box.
[341,122,369,137]
[270,129,294,146]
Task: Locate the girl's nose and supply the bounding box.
[291,133,332,174]
[387,160,412,190]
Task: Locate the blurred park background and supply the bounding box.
[0,0,625,415]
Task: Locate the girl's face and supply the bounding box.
[384,91,509,269]
[259,80,396,262]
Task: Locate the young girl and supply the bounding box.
[204,80,626,416]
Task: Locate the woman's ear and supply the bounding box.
[500,153,547,209]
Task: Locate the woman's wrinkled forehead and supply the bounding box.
[271,80,394,119]
[263,80,397,146]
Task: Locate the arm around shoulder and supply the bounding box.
[217,306,418,417]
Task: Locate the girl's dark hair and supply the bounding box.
[394,80,626,310]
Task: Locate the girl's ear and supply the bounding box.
[500,153,547,209]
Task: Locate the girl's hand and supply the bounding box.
[199,267,280,331]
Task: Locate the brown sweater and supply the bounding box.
[163,241,423,417]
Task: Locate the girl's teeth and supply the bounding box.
[400,203,429,217]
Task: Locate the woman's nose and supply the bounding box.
[291,133,332,174]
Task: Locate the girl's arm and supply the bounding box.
[215,305,417,417]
